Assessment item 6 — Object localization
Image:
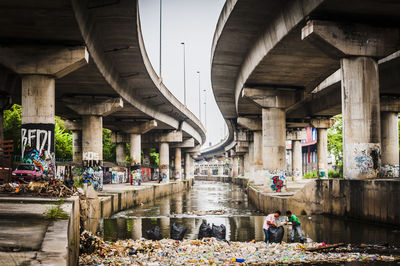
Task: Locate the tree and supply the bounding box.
[54,117,72,160]
[327,114,343,172]
[103,128,116,162]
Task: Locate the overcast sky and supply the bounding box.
[138,0,226,147]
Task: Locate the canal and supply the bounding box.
[98,181,400,248]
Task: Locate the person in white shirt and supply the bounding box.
[262,210,281,243]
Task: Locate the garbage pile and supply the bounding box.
[0,180,77,197]
[79,231,400,265]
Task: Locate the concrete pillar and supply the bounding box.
[82,115,103,161]
[341,57,381,179]
[207,166,212,177]
[185,153,191,179]
[232,156,239,178]
[243,152,250,178]
[72,130,82,163]
[239,155,245,176]
[174,148,182,179]
[130,134,141,166]
[159,142,169,182]
[218,159,224,176]
[143,148,151,167]
[116,142,126,166]
[317,128,328,178]
[292,140,302,181]
[248,140,255,182]
[381,111,399,177]
[253,131,263,184]
[21,75,55,177]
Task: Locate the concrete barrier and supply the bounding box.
[99,178,194,219]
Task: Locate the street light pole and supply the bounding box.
[159,0,162,78]
[203,87,207,130]
[196,71,201,121]
[181,42,186,105]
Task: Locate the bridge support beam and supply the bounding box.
[184,153,193,179]
[381,111,399,177]
[287,129,306,181]
[311,118,334,178]
[174,147,182,179]
[302,20,400,179]
[159,142,169,182]
[232,155,239,178]
[64,120,83,164]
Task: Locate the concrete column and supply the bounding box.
[142,148,151,167]
[130,134,141,166]
[207,166,212,177]
[341,57,381,179]
[116,143,126,166]
[72,130,82,163]
[82,115,103,161]
[243,152,250,178]
[21,75,55,177]
[159,142,169,182]
[239,155,245,176]
[248,140,255,182]
[185,153,191,179]
[292,140,302,181]
[253,131,263,184]
[218,159,224,176]
[317,128,328,178]
[174,148,182,179]
[381,111,399,177]
[232,156,239,178]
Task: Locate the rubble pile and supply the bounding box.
[79,231,399,265]
[0,180,77,197]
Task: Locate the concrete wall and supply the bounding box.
[226,177,400,226]
[99,179,194,219]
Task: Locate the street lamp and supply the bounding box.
[203,87,207,130]
[196,71,201,121]
[181,42,186,105]
[159,0,162,78]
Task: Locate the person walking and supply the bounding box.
[262,210,281,243]
[285,210,304,243]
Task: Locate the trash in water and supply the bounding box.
[198,220,212,239]
[268,226,284,243]
[79,231,400,265]
[145,226,162,240]
[170,223,187,241]
[211,224,226,240]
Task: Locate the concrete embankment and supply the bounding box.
[0,179,193,266]
[196,176,400,226]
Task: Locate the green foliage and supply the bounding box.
[55,116,72,160]
[303,171,318,179]
[150,148,159,166]
[102,128,116,162]
[3,104,22,157]
[327,114,343,172]
[328,170,342,178]
[45,199,68,219]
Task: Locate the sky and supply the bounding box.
[138,0,226,147]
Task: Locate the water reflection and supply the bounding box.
[99,181,400,247]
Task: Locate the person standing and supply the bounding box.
[285,210,304,243]
[262,210,281,243]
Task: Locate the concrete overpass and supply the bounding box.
[0,0,205,183]
[198,0,400,187]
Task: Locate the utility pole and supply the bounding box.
[181,42,186,105]
[197,71,201,121]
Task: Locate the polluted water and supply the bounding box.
[80,181,400,265]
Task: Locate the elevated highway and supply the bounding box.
[0,0,205,181]
[199,0,400,184]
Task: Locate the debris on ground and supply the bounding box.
[79,231,400,265]
[0,180,77,197]
[172,209,233,216]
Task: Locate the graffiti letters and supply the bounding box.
[266,170,287,192]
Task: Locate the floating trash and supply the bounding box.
[79,231,400,265]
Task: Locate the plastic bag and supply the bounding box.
[212,224,226,240]
[268,226,284,243]
[171,223,187,240]
[198,220,212,239]
[146,226,162,240]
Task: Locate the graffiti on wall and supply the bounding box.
[55,165,72,181]
[21,124,55,178]
[354,148,380,177]
[160,164,169,182]
[266,170,287,192]
[141,168,151,181]
[381,164,399,178]
[82,151,103,191]
[130,167,142,185]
